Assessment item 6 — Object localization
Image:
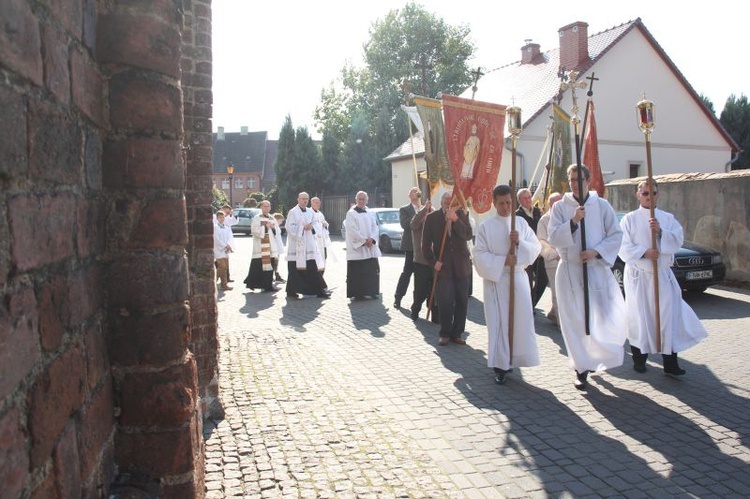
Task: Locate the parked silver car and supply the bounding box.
[341,207,403,253]
[231,208,261,235]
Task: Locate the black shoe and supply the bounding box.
[494,370,507,385]
[410,310,419,321]
[633,362,647,373]
[287,293,303,300]
[664,366,686,376]
[393,298,401,309]
[574,370,589,390]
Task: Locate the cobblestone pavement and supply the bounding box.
[204,235,750,498]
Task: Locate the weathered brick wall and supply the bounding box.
[1,0,209,496]
[182,0,223,420]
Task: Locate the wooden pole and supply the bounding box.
[644,132,662,351]
[508,137,517,360]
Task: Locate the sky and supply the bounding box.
[212,0,748,140]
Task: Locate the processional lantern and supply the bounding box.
[636,96,655,134]
[506,105,523,141]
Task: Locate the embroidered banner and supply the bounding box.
[413,95,453,198]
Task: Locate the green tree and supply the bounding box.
[212,186,229,212]
[274,115,297,207]
[314,2,476,202]
[699,94,715,115]
[720,94,750,170]
[293,126,324,196]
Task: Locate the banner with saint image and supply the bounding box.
[441,94,506,214]
[413,95,453,198]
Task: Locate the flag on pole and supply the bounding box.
[550,103,573,195]
[583,101,605,197]
[401,105,424,135]
[441,94,506,214]
[413,95,453,198]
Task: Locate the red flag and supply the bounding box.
[583,101,605,197]
[441,94,506,214]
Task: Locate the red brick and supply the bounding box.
[53,424,82,498]
[0,288,41,400]
[0,0,43,85]
[30,473,56,499]
[121,197,188,250]
[47,0,83,39]
[9,193,77,272]
[78,381,114,477]
[28,98,83,185]
[106,253,189,308]
[76,197,105,258]
[68,265,102,326]
[0,82,29,180]
[115,417,199,477]
[70,48,103,125]
[97,13,181,78]
[84,322,109,392]
[37,275,67,352]
[0,407,28,498]
[162,479,200,499]
[120,356,198,428]
[27,347,86,467]
[102,138,184,189]
[109,74,182,135]
[41,24,70,104]
[108,303,190,367]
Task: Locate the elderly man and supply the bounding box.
[244,200,284,292]
[394,187,422,309]
[310,196,332,272]
[474,185,542,384]
[548,165,627,389]
[619,179,707,375]
[344,191,382,299]
[422,191,473,346]
[285,192,330,300]
[516,187,547,307]
[536,192,563,324]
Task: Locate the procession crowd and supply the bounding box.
[213,163,707,389]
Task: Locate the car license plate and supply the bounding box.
[686,270,712,280]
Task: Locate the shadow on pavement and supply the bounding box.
[347,297,391,338]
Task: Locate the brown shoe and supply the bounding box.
[438,336,450,346]
[451,337,466,345]
[221,285,233,291]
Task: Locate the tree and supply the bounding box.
[274,115,297,207]
[314,2,476,202]
[720,94,750,170]
[699,94,715,115]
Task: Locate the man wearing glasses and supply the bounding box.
[618,180,707,376]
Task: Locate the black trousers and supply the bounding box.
[526,256,548,307]
[395,251,415,300]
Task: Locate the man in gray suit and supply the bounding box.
[393,187,422,309]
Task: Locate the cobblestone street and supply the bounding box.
[204,235,750,498]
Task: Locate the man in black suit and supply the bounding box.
[393,187,422,309]
[516,188,547,307]
[422,191,473,346]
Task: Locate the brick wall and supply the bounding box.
[1,0,211,496]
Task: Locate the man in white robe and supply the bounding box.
[285,192,329,299]
[244,200,283,292]
[344,191,382,299]
[474,185,542,384]
[548,165,627,389]
[537,192,563,324]
[311,196,333,269]
[619,180,707,375]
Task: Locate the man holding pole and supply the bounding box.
[548,164,626,389]
[618,180,707,375]
[422,191,473,346]
[474,185,541,384]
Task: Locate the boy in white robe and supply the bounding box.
[619,180,707,375]
[548,165,627,389]
[474,185,542,384]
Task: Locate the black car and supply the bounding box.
[611,213,726,294]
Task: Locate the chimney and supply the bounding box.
[558,21,590,71]
[521,39,541,65]
[240,126,248,135]
[217,126,225,140]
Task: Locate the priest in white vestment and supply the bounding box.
[619,180,707,375]
[344,191,382,299]
[474,185,542,384]
[548,165,627,389]
[285,192,329,299]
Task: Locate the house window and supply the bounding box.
[629,164,640,178]
[235,178,243,188]
[249,178,256,189]
[221,179,230,189]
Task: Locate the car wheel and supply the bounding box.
[380,235,393,253]
[685,286,707,295]
[611,263,625,297]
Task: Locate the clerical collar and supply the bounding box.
[573,193,589,204]
[354,206,366,213]
[312,209,319,213]
[299,207,306,212]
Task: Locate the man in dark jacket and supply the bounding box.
[422,191,473,346]
[516,188,547,307]
[394,187,422,309]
